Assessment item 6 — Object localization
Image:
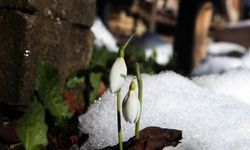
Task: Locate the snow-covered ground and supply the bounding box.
[193,69,250,104]
[79,69,250,150]
[206,42,246,55]
[192,42,250,76]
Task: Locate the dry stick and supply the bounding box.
[135,63,143,140]
[117,89,123,150]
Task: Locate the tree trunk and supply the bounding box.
[174,0,213,74]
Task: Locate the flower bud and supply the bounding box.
[122,80,140,124]
[109,57,127,93]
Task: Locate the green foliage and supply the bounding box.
[66,76,85,89]
[89,72,102,104]
[79,47,113,104]
[16,60,82,150]
[63,47,111,105]
[125,48,160,75]
[90,46,111,68]
[16,100,48,150]
[35,60,72,118]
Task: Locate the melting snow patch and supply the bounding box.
[193,48,250,76]
[91,17,118,52]
[242,50,250,68]
[207,42,247,55]
[192,56,242,75]
[135,32,173,65]
[79,70,250,150]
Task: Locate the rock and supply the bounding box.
[101,127,182,150]
[0,10,93,105]
[0,0,96,27]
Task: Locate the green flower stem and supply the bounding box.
[135,63,143,140]
[117,89,123,150]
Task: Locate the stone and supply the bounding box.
[0,0,96,27]
[0,10,93,105]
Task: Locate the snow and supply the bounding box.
[192,53,250,75]
[193,42,250,76]
[135,32,173,65]
[192,56,242,75]
[207,42,247,55]
[242,50,250,67]
[144,44,173,65]
[79,70,250,150]
[91,17,119,52]
[193,68,250,104]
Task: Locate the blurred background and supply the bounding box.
[93,0,250,75]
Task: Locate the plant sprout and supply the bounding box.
[122,80,140,124]
[109,34,134,150]
[122,64,143,141]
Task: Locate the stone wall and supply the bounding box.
[0,0,96,105]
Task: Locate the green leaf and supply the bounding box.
[35,60,72,118]
[91,46,109,67]
[88,72,102,104]
[66,76,85,89]
[16,100,48,150]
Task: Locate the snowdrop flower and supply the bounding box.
[122,80,140,124]
[109,48,127,93]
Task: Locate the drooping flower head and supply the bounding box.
[109,49,127,93]
[122,80,140,124]
[109,34,134,93]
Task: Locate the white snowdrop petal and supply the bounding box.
[122,91,140,124]
[109,58,127,93]
[122,94,129,122]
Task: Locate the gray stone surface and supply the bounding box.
[0,10,93,104]
[0,0,96,27]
